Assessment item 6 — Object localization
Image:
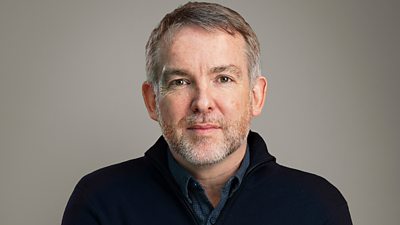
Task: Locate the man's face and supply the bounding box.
[143,26,265,167]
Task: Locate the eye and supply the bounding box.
[170,79,190,87]
[217,75,233,83]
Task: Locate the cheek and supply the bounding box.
[217,98,242,120]
[219,90,250,112]
[158,93,191,121]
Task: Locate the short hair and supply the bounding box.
[145,2,261,92]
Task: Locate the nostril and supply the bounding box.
[192,107,200,113]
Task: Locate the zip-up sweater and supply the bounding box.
[62,131,352,225]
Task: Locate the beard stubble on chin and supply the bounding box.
[158,106,252,167]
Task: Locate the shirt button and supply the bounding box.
[210,216,217,224]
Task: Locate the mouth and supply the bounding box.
[187,123,221,134]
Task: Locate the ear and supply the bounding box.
[251,76,268,117]
[142,82,159,121]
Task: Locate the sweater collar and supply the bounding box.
[144,131,275,175]
[166,145,250,201]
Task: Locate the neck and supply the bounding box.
[171,143,247,207]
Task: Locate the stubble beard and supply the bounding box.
[157,102,252,167]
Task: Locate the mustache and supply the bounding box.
[185,113,224,125]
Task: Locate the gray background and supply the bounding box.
[0,0,399,224]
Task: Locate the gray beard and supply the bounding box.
[159,111,251,167]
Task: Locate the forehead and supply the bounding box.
[161,26,248,73]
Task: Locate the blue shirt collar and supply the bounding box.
[167,145,250,201]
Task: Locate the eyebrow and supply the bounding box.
[161,64,242,82]
[160,67,189,85]
[161,68,190,78]
[210,64,242,77]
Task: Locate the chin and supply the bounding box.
[180,141,236,166]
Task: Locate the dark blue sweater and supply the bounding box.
[62,131,352,225]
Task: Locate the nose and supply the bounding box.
[190,84,214,113]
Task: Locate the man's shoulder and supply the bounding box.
[73,156,156,197]
[70,137,170,202]
[244,161,348,214]
[230,162,351,224]
[278,164,345,201]
[253,162,345,200]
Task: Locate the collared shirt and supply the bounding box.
[168,146,250,225]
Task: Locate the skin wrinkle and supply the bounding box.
[159,64,244,97]
[151,26,256,170]
[147,24,261,88]
[143,24,267,206]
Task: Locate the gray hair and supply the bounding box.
[145,2,261,92]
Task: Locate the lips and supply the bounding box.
[188,123,220,130]
[187,123,221,134]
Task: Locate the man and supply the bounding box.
[62,2,352,225]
